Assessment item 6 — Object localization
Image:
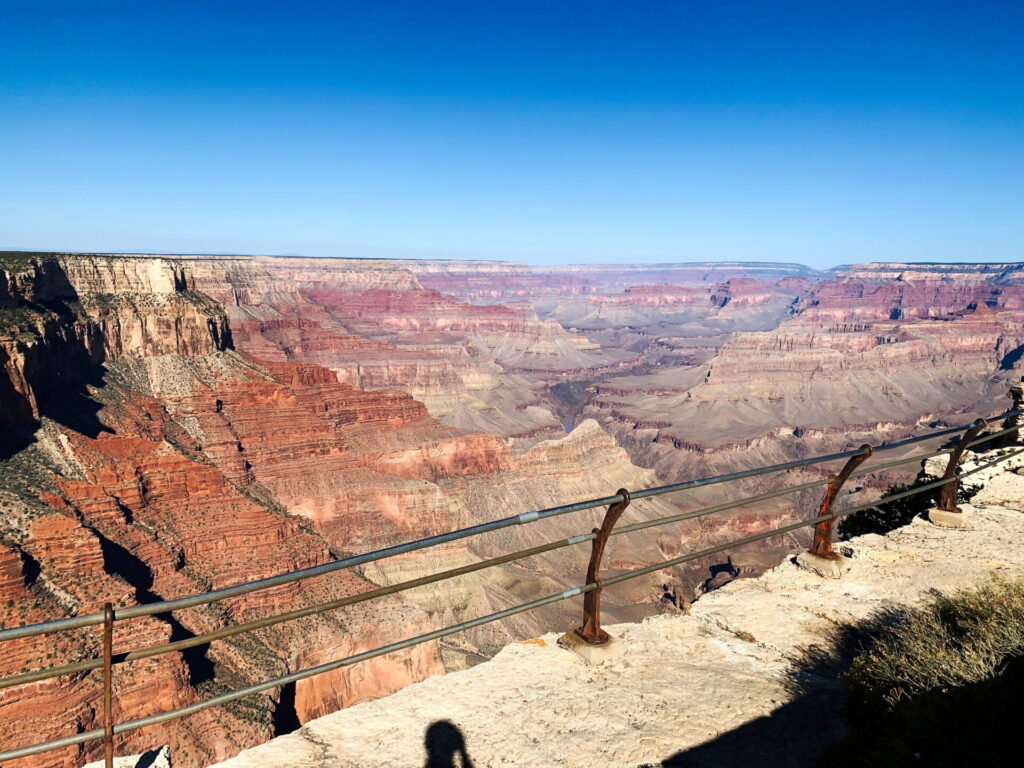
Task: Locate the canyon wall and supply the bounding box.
[4,252,1023,768]
[179,255,624,441]
[0,253,689,767]
[580,266,1024,491]
[406,258,1024,587]
[0,254,448,767]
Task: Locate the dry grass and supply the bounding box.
[826,576,1024,767]
[845,576,1024,702]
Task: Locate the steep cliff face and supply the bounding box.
[409,260,821,313]
[7,252,1023,768]
[411,259,591,305]
[0,254,230,459]
[359,418,689,668]
[0,255,444,768]
[545,278,805,336]
[835,261,1024,283]
[208,449,1024,768]
[537,261,823,289]
[1,253,701,768]
[183,256,635,441]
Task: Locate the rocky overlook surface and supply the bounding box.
[209,448,1024,768]
[2,251,1023,767]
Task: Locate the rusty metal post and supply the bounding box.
[102,602,114,768]
[1002,379,1024,447]
[573,489,630,645]
[808,446,873,559]
[937,419,987,512]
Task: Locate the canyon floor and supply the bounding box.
[205,448,1024,768]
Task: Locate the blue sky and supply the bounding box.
[1,1,1021,268]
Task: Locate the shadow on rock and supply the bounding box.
[0,259,110,460]
[424,720,475,768]
[659,684,843,768]
[662,591,1024,768]
[659,607,908,768]
[135,747,170,768]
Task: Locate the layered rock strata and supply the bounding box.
[581,269,1024,487]
[0,253,697,767]
[0,254,446,767]
[179,255,635,441]
[208,446,1024,768]
[6,252,1024,768]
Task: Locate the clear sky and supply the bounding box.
[1,1,1021,268]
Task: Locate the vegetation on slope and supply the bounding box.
[827,577,1024,767]
[837,477,940,539]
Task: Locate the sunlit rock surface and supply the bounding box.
[211,449,1024,768]
[0,253,690,767]
[4,252,1024,768]
[579,266,1024,487]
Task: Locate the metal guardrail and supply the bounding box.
[1,398,1023,765]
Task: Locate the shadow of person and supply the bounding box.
[424,720,475,768]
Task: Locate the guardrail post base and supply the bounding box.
[927,418,987,529]
[927,507,970,528]
[559,489,631,664]
[798,445,872,579]
[794,550,847,579]
[557,628,625,665]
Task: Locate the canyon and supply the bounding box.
[208,444,1024,768]
[2,251,1022,767]
[207,442,1024,765]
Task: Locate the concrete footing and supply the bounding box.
[929,507,969,528]
[794,551,847,579]
[557,631,625,665]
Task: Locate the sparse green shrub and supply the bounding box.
[827,577,1024,767]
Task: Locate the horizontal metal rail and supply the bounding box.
[0,536,595,690]
[4,443,1019,763]
[3,407,1016,646]
[966,422,1021,449]
[0,413,1016,692]
[0,430,993,691]
[604,446,1024,588]
[0,477,841,690]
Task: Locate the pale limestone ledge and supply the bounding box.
[209,455,1024,768]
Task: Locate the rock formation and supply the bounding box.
[0,254,444,767]
[3,252,1023,768]
[178,255,630,441]
[206,442,1024,768]
[578,267,1024,489]
[0,253,685,767]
